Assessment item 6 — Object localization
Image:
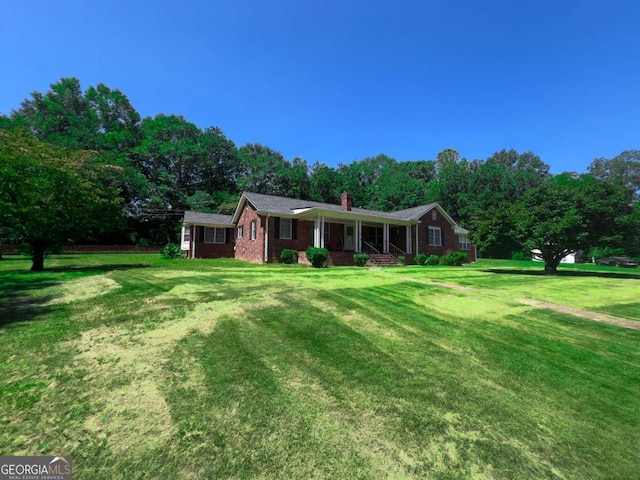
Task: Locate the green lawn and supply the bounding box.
[1,255,639,479]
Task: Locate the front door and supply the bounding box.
[344,225,354,251]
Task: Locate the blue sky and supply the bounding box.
[1,0,638,173]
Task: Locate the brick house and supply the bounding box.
[182,192,475,265]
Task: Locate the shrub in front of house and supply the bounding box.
[280,248,299,264]
[160,243,185,259]
[354,253,369,267]
[439,251,468,266]
[414,253,427,266]
[511,251,531,261]
[397,255,406,265]
[425,255,440,266]
[305,247,328,268]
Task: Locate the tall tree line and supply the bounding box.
[2,77,638,260]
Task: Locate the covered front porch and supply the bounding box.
[304,214,417,263]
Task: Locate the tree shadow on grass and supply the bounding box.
[0,264,153,328]
[0,263,153,276]
[0,276,59,328]
[482,268,640,280]
[41,263,154,275]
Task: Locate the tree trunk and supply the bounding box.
[543,257,560,274]
[30,243,46,271]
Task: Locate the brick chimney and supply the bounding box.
[341,191,353,211]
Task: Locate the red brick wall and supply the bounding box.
[188,225,235,259]
[235,204,265,263]
[460,234,476,262]
[268,218,314,263]
[415,211,475,261]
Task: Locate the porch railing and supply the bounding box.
[388,242,406,259]
[361,241,380,254]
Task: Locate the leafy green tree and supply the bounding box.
[588,150,640,198]
[14,77,99,150]
[133,114,205,208]
[432,149,551,257]
[85,83,142,153]
[435,148,461,174]
[337,154,396,208]
[236,143,284,194]
[428,154,472,221]
[13,77,142,154]
[198,126,239,195]
[471,205,521,259]
[236,144,310,198]
[0,130,122,270]
[511,174,633,274]
[368,160,434,211]
[309,162,344,204]
[276,156,311,200]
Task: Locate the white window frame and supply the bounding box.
[250,220,257,240]
[182,225,191,242]
[280,218,292,240]
[459,235,471,251]
[204,227,226,244]
[237,225,243,239]
[324,222,330,246]
[428,226,442,246]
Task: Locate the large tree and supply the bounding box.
[0,130,122,270]
[511,174,633,274]
[309,162,344,204]
[588,150,640,198]
[13,77,142,153]
[235,143,310,198]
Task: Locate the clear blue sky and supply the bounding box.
[1,0,638,173]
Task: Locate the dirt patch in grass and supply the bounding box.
[427,281,477,292]
[391,273,477,292]
[74,298,245,455]
[44,275,120,305]
[519,299,640,331]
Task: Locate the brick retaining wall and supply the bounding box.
[0,245,162,255]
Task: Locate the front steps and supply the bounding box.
[368,253,401,267]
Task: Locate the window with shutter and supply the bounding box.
[280,218,292,239]
[428,226,441,246]
[204,227,226,244]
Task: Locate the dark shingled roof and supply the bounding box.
[242,192,439,222]
[184,211,234,226]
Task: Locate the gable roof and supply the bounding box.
[232,192,444,224]
[223,191,467,231]
[183,211,234,227]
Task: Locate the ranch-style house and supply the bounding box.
[181,192,475,266]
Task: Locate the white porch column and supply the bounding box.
[383,223,389,253]
[191,225,196,259]
[314,217,321,247]
[314,216,325,248]
[406,225,412,254]
[355,220,362,252]
[415,224,419,254]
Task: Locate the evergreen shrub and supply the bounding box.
[305,247,328,268]
[354,253,369,267]
[280,248,299,264]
